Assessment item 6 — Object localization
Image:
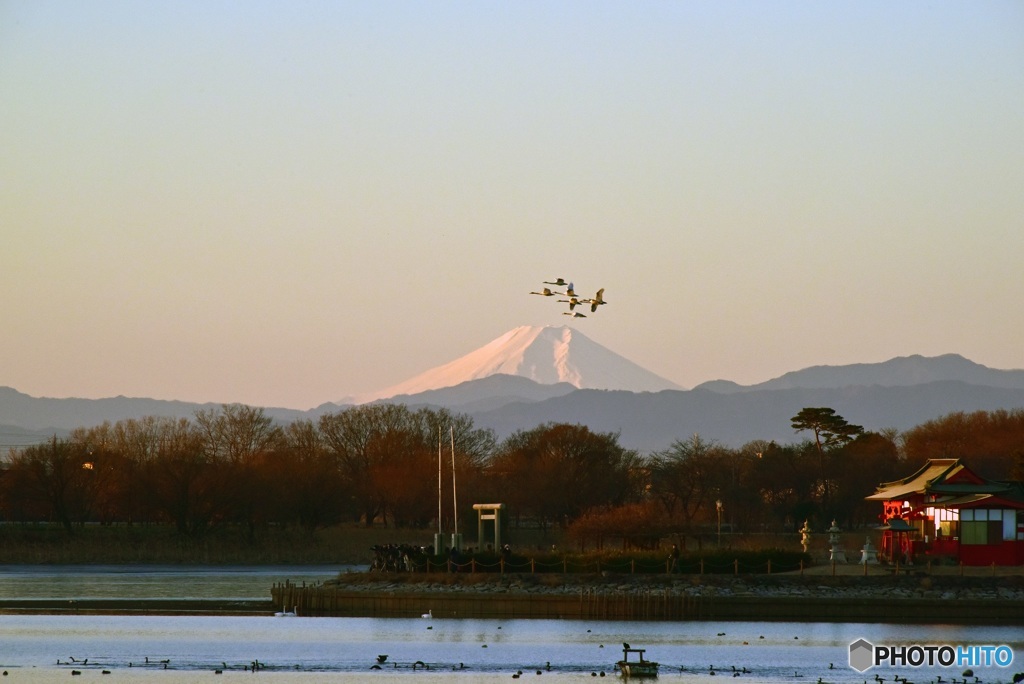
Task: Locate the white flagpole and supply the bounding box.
[450,425,458,537]
[438,426,443,537]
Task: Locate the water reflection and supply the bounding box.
[0,564,351,600]
[0,614,1019,683]
[0,567,1019,684]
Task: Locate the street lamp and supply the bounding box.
[716,499,723,547]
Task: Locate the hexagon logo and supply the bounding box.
[849,639,874,672]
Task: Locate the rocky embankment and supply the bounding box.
[280,572,1024,623]
[325,572,1024,601]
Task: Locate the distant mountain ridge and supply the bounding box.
[695,353,1024,393]
[468,381,1024,452]
[3,339,1024,452]
[0,386,309,434]
[376,374,577,412]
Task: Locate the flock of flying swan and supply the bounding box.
[530,278,607,318]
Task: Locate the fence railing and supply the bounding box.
[413,556,809,575]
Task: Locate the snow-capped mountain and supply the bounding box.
[350,325,682,403]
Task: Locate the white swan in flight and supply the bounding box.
[529,287,562,296]
[543,278,569,287]
[557,297,584,310]
[587,288,607,312]
[562,311,587,318]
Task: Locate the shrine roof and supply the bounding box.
[928,493,992,507]
[929,482,1009,495]
[865,459,962,500]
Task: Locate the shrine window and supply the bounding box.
[961,519,1003,545]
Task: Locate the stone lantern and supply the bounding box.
[828,519,847,563]
[859,536,879,565]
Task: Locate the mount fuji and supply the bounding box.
[349,325,682,404]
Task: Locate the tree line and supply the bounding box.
[2,404,1022,543]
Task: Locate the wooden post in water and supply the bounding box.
[767,559,771,575]
[799,559,804,576]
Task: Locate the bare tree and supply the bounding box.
[648,434,729,538]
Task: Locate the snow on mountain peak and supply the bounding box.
[352,325,682,403]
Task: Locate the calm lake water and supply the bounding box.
[0,566,1020,684]
[0,564,351,601]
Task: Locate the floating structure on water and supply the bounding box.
[616,644,659,678]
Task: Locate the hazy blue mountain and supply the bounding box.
[0,422,71,448]
[0,386,309,434]
[371,374,577,411]
[465,381,1024,453]
[694,354,1024,393]
[5,349,1024,452]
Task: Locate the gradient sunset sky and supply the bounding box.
[3,1,1022,409]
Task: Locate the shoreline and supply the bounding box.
[3,565,1023,623]
[0,598,274,615]
[266,569,1024,624]
[4,591,1022,625]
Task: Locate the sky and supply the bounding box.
[2,1,1023,410]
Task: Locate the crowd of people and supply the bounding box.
[369,544,428,572]
[369,543,515,572]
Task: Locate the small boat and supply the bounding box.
[616,644,659,678]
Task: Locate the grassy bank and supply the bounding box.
[275,572,1024,624]
[5,525,987,575]
[0,523,808,569]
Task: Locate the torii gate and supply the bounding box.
[473,503,505,550]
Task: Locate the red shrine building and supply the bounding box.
[865,458,1024,566]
